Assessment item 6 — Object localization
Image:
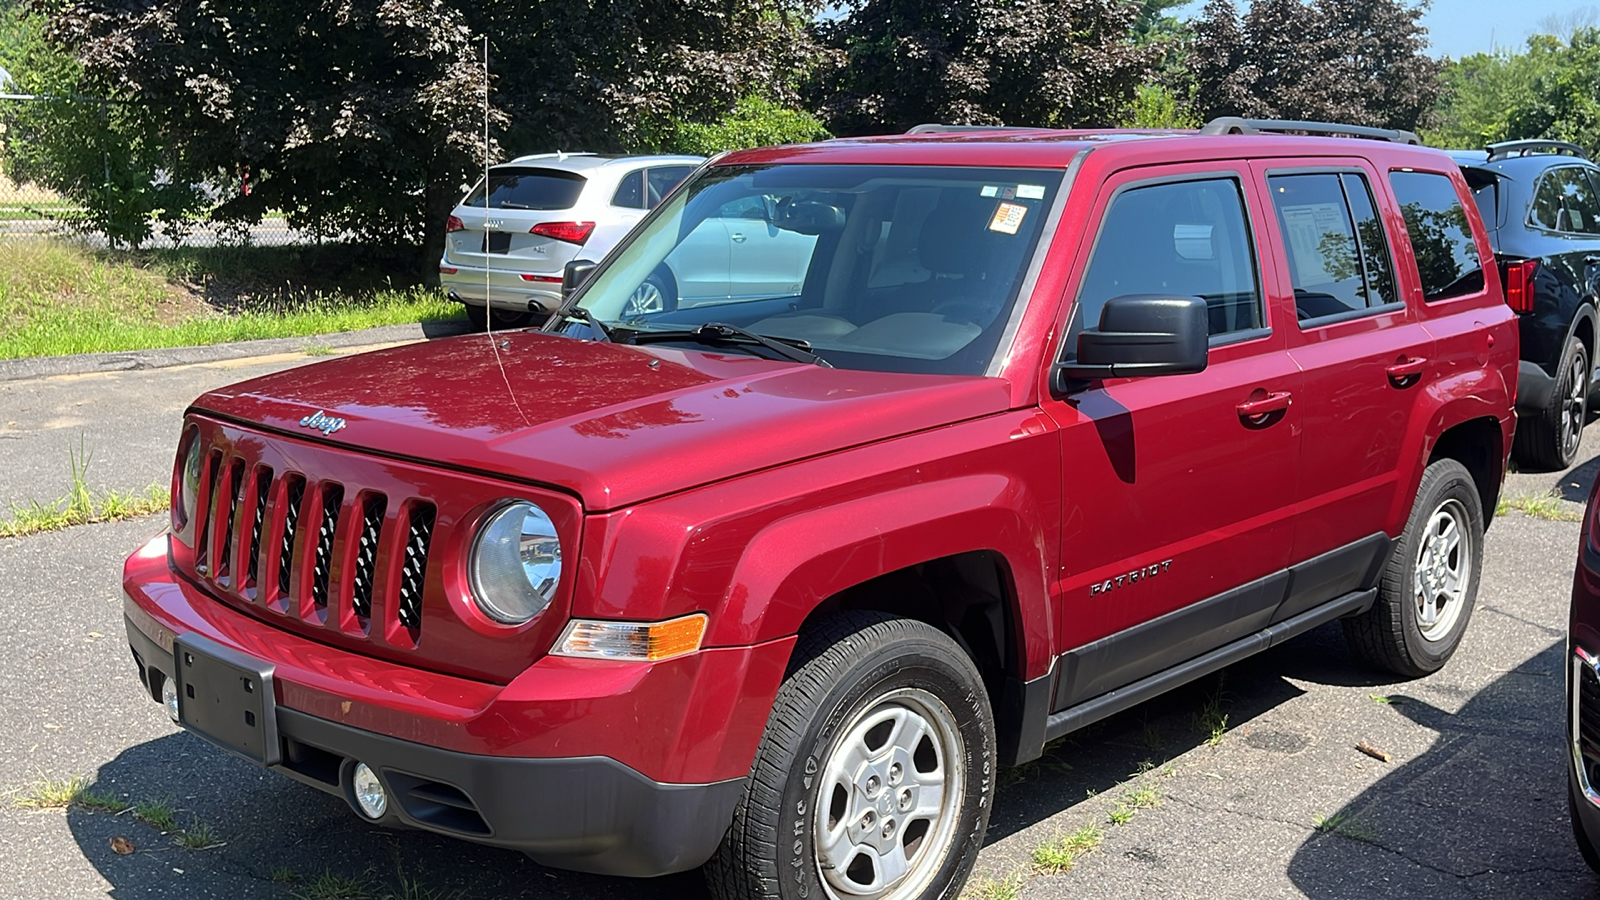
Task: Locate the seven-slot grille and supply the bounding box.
[1580,659,1600,764]
[190,444,436,642]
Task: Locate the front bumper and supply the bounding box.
[126,618,739,876]
[122,537,791,876]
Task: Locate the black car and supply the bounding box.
[1452,140,1600,470]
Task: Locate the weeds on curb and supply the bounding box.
[1314,811,1380,844]
[963,873,1025,900]
[293,870,375,900]
[11,775,90,809]
[1498,491,1581,522]
[1032,823,1104,874]
[133,797,178,832]
[1193,677,1231,746]
[0,440,168,538]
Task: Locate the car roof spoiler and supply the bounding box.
[1485,139,1589,161]
[1199,117,1422,145]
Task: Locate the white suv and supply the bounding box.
[440,153,702,328]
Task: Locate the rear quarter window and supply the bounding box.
[463,167,586,210]
[1388,171,1484,302]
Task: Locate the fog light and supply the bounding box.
[162,678,180,723]
[352,763,387,819]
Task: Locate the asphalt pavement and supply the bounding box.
[0,344,1597,899]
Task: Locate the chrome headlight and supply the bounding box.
[174,428,202,530]
[469,501,562,624]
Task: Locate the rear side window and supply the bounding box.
[1267,172,1397,322]
[647,166,694,207]
[1072,177,1262,349]
[463,167,586,210]
[612,170,647,209]
[1459,168,1500,231]
[1531,166,1600,234]
[1389,171,1484,302]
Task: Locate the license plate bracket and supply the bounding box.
[174,634,280,766]
[482,232,512,254]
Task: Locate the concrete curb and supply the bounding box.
[0,319,475,383]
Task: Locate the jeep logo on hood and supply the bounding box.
[299,410,347,436]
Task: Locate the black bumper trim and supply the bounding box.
[126,615,743,877]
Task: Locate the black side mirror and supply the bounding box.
[1052,294,1209,393]
[562,259,598,301]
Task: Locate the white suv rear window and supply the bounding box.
[463,168,586,210]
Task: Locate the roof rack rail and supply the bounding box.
[905,123,1027,135]
[1485,139,1588,161]
[1199,117,1422,146]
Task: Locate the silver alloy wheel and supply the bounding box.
[1563,349,1588,460]
[1414,498,1471,642]
[814,688,966,900]
[623,280,666,317]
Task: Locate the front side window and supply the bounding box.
[1268,172,1397,322]
[463,167,586,210]
[1389,171,1484,302]
[560,164,1064,376]
[1070,176,1262,353]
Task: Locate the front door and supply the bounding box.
[1039,165,1301,710]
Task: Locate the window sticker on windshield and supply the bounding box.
[989,202,1027,234]
[981,185,999,198]
[1017,184,1046,200]
[981,185,1019,200]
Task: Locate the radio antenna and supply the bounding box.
[482,34,492,335]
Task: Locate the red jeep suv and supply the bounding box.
[123,119,1517,900]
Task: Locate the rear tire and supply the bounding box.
[704,611,994,900]
[1343,458,1483,678]
[1515,335,1588,471]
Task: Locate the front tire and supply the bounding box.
[1343,458,1484,678]
[705,612,995,900]
[1515,335,1588,471]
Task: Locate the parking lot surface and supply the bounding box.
[1,343,1597,898]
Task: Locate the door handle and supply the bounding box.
[1386,356,1427,385]
[1237,391,1292,419]
[730,233,747,243]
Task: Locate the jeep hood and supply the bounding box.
[192,331,1013,510]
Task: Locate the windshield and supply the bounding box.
[553,164,1063,375]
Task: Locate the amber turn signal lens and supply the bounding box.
[554,614,708,661]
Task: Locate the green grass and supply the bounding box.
[0,240,462,360]
[12,775,90,809]
[174,819,223,850]
[1314,811,1380,843]
[963,873,1025,900]
[292,870,375,900]
[0,201,82,221]
[133,797,178,832]
[272,868,299,884]
[0,441,169,538]
[1498,491,1582,522]
[1193,678,1231,746]
[77,787,131,814]
[1032,823,1104,874]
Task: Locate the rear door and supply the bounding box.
[1039,164,1302,709]
[1255,160,1435,605]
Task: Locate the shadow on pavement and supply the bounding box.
[1557,455,1600,503]
[70,733,709,900]
[1286,639,1598,898]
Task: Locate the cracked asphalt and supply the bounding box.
[1,342,1597,898]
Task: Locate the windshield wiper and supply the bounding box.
[496,201,532,209]
[628,322,832,367]
[548,306,614,342]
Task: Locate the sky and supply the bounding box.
[1173,1,1597,60]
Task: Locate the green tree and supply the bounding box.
[27,0,822,269]
[1504,28,1600,155]
[0,12,203,247]
[1188,0,1443,131]
[669,95,830,157]
[808,0,1160,135]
